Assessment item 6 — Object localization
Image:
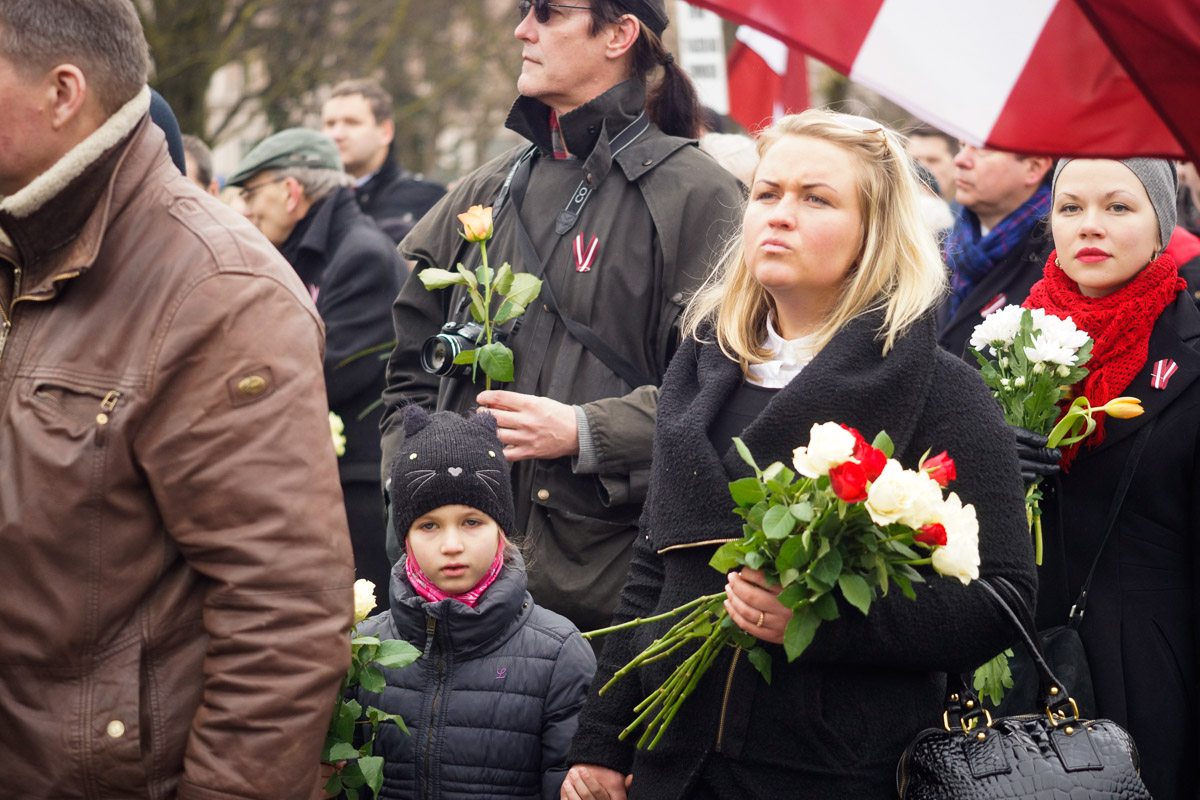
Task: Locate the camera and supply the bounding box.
[420,320,506,378]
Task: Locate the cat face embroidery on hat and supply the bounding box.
[391,405,516,538]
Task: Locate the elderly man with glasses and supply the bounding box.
[230,128,406,606]
[381,0,742,642]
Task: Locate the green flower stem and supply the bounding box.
[597,602,719,696]
[585,592,725,638]
[645,627,729,749]
[480,240,493,391]
[893,557,932,566]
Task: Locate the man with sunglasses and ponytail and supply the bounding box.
[381,0,741,638]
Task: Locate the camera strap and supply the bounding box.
[492,131,656,390]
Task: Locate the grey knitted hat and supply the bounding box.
[388,407,514,541]
[1053,157,1178,250]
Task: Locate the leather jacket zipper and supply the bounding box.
[715,646,742,752]
[0,264,20,364]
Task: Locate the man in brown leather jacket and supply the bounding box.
[0,2,355,798]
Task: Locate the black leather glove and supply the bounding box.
[1012,425,1062,484]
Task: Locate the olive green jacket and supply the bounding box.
[382,79,742,631]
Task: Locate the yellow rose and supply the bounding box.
[1100,396,1143,419]
[457,205,494,243]
[353,579,377,625]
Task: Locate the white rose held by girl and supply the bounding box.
[353,579,377,625]
[792,421,857,477]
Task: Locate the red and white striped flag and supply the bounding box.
[688,0,1199,161]
[1151,358,1178,390]
[726,27,809,134]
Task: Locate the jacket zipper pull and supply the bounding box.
[95,391,121,446]
[423,616,437,656]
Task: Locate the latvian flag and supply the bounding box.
[686,0,1195,160]
[1151,359,1178,390]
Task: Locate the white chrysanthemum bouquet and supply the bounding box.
[968,306,1142,563]
[585,423,979,749]
[968,306,1141,704]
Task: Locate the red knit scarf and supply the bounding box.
[1024,250,1184,466]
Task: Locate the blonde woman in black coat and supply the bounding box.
[562,111,1035,800]
[1025,157,1200,800]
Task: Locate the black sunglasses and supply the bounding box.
[518,0,590,24]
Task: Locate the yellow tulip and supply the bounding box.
[457,205,493,242]
[1100,396,1143,419]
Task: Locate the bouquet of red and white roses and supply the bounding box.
[585,422,979,749]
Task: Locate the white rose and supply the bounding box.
[930,493,980,585]
[792,422,857,478]
[353,579,377,625]
[865,461,941,527]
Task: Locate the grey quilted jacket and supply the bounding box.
[354,554,595,800]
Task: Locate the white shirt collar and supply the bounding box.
[746,316,820,389]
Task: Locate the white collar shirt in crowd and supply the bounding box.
[747,315,820,388]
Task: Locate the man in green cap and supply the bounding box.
[380,0,741,642]
[231,128,405,604]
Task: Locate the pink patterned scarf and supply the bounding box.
[404,536,506,608]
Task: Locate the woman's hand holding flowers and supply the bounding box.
[725,569,790,645]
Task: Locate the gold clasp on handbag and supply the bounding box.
[1045,697,1080,727]
[943,707,993,733]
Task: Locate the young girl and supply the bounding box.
[355,405,595,800]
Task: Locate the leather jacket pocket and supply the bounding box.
[28,378,124,448]
[88,636,149,794]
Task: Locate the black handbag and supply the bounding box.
[896,577,1152,799]
[993,419,1154,719]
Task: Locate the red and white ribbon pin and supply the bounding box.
[1151,358,1178,390]
[979,293,1007,317]
[574,233,599,273]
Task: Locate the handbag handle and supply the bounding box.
[946,578,1076,725]
[984,578,1077,718]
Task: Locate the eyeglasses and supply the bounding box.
[518,0,590,24]
[239,175,288,202]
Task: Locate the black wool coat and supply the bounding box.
[1036,291,1200,800]
[280,186,406,597]
[569,311,1037,800]
[354,153,446,245]
[936,221,1053,359]
[354,555,596,800]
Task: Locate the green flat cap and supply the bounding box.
[227,128,342,186]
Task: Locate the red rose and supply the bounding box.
[853,440,887,481]
[915,523,948,547]
[923,451,956,487]
[839,424,866,445]
[829,461,869,503]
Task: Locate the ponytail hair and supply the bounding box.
[590,1,701,139]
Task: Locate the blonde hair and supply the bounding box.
[681,109,947,373]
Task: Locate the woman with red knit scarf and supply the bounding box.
[1023,157,1197,800]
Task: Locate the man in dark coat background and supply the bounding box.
[937,145,1054,358]
[322,78,445,244]
[230,129,405,605]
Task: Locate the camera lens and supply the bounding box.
[420,334,462,376]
